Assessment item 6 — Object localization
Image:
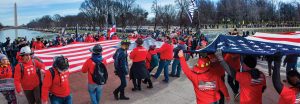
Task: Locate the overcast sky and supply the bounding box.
[0,0,294,26]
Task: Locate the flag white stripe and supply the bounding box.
[35,43,118,57]
[254,32,300,38]
[39,48,116,62]
[35,40,120,53]
[246,36,300,46]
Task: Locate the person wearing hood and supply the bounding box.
[129,38,149,91]
[82,44,108,104]
[113,39,131,100]
[41,56,72,104]
[0,54,17,104]
[272,53,300,104]
[178,50,230,104]
[14,46,45,104]
[215,49,266,104]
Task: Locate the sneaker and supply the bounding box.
[169,74,175,77]
[119,96,130,100]
[162,79,169,83]
[132,88,138,91]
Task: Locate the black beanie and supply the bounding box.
[243,55,257,68]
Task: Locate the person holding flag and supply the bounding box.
[178,50,230,104]
[214,49,266,104]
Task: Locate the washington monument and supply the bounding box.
[14,2,18,37]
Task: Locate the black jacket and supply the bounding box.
[113,48,129,75]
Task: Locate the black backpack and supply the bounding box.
[91,61,108,85]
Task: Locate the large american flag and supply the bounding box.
[34,38,163,73]
[196,32,300,55]
[35,40,121,73]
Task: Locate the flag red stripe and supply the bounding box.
[253,36,300,43]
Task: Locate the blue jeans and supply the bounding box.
[171,59,181,76]
[50,94,72,104]
[154,60,171,81]
[88,84,103,104]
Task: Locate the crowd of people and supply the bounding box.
[0,29,299,104]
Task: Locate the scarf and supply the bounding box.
[91,54,103,63]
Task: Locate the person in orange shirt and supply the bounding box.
[178,50,230,104]
[82,44,108,104]
[215,50,266,104]
[41,56,72,104]
[32,36,45,50]
[129,38,149,91]
[0,54,17,104]
[152,36,174,83]
[272,53,300,104]
[14,46,45,104]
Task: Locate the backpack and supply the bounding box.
[48,68,55,81]
[150,54,159,69]
[91,61,108,85]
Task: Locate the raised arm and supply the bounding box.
[272,53,283,93]
[178,50,194,80]
[214,49,237,79]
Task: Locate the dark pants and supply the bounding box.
[50,94,72,104]
[132,79,142,89]
[227,75,239,94]
[24,86,41,104]
[1,90,17,104]
[267,59,274,76]
[114,73,127,95]
[171,59,181,77]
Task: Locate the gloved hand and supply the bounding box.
[214,49,224,61]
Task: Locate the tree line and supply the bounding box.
[27,0,300,31]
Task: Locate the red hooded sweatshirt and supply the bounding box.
[41,68,71,102]
[85,35,94,42]
[14,59,45,93]
[82,58,107,84]
[179,57,229,104]
[146,50,157,70]
[157,43,174,60]
[0,65,13,79]
[32,41,45,50]
[130,46,147,62]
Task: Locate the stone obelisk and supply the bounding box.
[14,2,18,37]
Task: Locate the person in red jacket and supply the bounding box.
[178,50,230,104]
[14,46,45,104]
[215,50,266,104]
[99,35,106,41]
[129,38,149,91]
[143,45,158,88]
[224,53,240,98]
[85,34,95,42]
[208,54,226,104]
[272,53,300,104]
[152,36,174,83]
[112,34,119,40]
[41,56,71,104]
[32,36,45,50]
[82,44,108,104]
[0,54,17,104]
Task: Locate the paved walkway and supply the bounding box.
[0,58,288,104]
